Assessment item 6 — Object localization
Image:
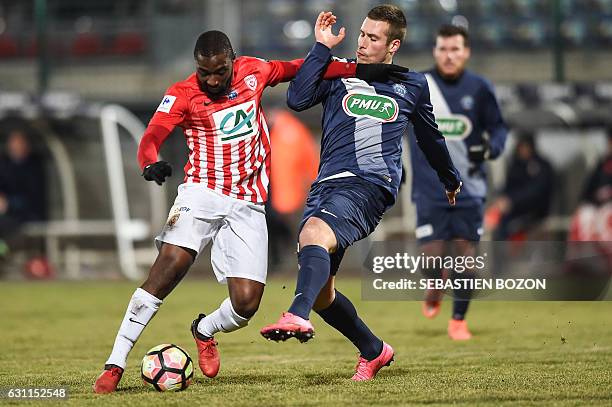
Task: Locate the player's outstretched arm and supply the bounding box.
[268,57,410,85]
[411,76,461,204]
[137,87,187,185]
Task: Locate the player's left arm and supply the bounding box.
[411,77,462,204]
[137,87,189,185]
[263,58,358,87]
[480,82,508,160]
[138,89,188,170]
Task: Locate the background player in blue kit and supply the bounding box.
[408,24,508,340]
[261,6,462,381]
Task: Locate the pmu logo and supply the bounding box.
[212,100,259,143]
[342,93,399,122]
[436,114,473,140]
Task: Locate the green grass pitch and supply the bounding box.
[1,278,611,406]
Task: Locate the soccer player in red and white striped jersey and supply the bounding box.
[94,17,408,393]
[138,42,355,203]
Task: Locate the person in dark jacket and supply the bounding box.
[491,131,554,240]
[580,129,612,207]
[0,129,47,253]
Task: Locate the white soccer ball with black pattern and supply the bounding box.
[141,344,194,391]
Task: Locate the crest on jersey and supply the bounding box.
[392,83,407,97]
[461,95,474,110]
[212,100,259,143]
[342,93,399,122]
[244,74,258,91]
[435,114,473,140]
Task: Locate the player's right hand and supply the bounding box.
[142,161,172,185]
[446,181,462,206]
[356,63,409,83]
[314,11,346,49]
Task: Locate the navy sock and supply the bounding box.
[452,272,473,320]
[288,245,331,320]
[316,290,383,361]
[452,298,470,320]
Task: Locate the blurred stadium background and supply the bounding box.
[0,0,611,279]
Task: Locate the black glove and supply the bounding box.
[142,161,172,185]
[468,142,490,164]
[468,141,490,177]
[356,63,409,83]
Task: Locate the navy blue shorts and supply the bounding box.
[300,177,392,274]
[415,204,483,243]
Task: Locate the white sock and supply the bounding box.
[106,288,162,369]
[197,297,249,338]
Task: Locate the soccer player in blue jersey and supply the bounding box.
[261,6,462,381]
[409,24,507,340]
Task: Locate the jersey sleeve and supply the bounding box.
[137,85,189,169]
[480,81,508,159]
[410,76,462,192]
[286,42,337,111]
[260,54,356,87]
[148,85,189,131]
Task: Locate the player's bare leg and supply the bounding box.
[420,240,446,319]
[192,277,264,377]
[94,243,195,394]
[447,239,476,340]
[261,217,335,342]
[140,244,195,299]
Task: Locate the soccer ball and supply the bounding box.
[141,344,194,391]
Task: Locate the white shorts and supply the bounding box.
[155,183,268,284]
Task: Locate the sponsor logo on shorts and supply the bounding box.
[435,114,473,140]
[342,93,399,122]
[320,208,338,218]
[167,213,180,229]
[166,206,189,229]
[415,224,433,239]
[212,100,259,143]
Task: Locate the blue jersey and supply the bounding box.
[409,69,508,208]
[287,42,460,203]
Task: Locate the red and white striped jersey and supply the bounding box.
[138,55,356,203]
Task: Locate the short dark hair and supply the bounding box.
[437,24,469,47]
[194,30,235,59]
[515,130,536,149]
[367,4,407,44]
